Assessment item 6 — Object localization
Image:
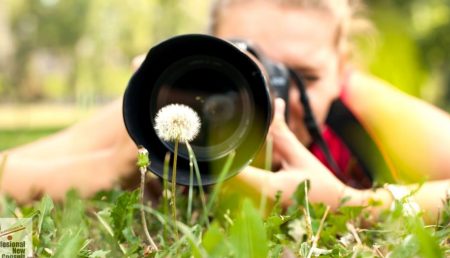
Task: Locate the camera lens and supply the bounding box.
[123,34,272,185]
[151,55,254,161]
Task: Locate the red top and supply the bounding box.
[308,70,372,189]
[308,126,372,189]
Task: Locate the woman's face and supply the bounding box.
[215,2,345,146]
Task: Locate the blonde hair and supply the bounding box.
[209,0,369,53]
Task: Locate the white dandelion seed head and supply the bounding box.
[154,103,201,143]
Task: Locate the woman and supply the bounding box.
[1,0,449,222]
[213,0,450,222]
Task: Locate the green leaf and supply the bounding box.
[175,222,207,258]
[89,250,111,258]
[110,190,139,242]
[390,234,420,258]
[338,206,365,221]
[410,217,444,258]
[270,191,283,216]
[268,244,283,258]
[35,195,56,257]
[290,180,310,207]
[53,229,85,258]
[266,214,289,240]
[37,195,54,235]
[229,199,269,258]
[122,226,141,255]
[287,180,313,217]
[61,190,87,231]
[202,222,229,257]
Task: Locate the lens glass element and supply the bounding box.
[151,55,254,161]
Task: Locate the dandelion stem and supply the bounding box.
[139,168,158,252]
[206,151,236,217]
[171,138,179,240]
[187,154,194,224]
[137,147,158,252]
[163,152,170,238]
[186,142,209,227]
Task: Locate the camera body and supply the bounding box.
[123,34,290,185]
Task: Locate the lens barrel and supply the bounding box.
[123,34,273,185]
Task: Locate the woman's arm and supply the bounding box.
[224,98,449,223]
[342,71,450,182]
[229,165,449,223]
[0,99,138,203]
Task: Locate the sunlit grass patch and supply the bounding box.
[0,127,63,150]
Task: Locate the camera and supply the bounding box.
[123,34,291,185]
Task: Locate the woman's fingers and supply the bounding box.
[270,98,314,169]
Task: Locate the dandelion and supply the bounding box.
[154,103,201,240]
[154,104,201,143]
[136,146,158,252]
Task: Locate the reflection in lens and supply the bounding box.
[203,93,236,123]
[150,55,254,161]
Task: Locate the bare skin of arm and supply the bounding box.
[343,71,450,182]
[0,99,137,203]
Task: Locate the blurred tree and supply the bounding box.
[1,0,209,102]
[363,0,450,109]
[0,0,14,96]
[413,0,450,110]
[7,0,90,100]
[72,0,208,105]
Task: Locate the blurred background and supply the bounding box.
[0,0,449,150]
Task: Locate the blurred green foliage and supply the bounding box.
[0,0,449,110]
[362,0,450,109]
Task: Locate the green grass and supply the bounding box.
[0,127,63,150]
[0,181,448,257]
[0,128,448,257]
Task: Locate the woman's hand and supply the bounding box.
[226,98,359,210]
